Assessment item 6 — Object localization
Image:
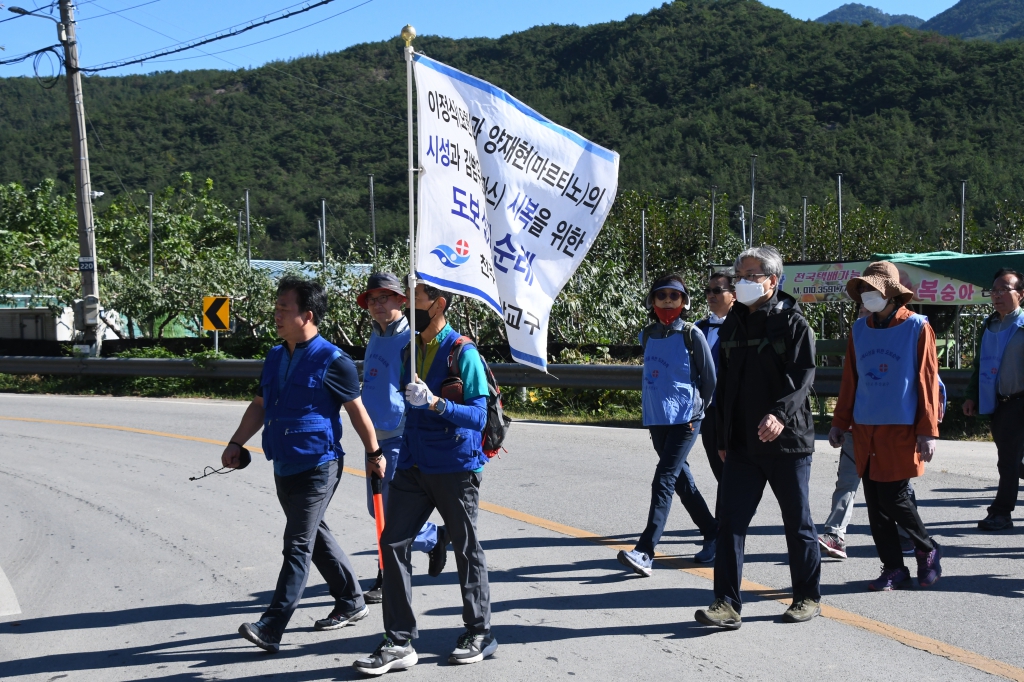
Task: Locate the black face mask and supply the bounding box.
[406,306,432,333]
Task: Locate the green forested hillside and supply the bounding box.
[815,4,924,29]
[4,0,1024,258]
[921,0,1024,40]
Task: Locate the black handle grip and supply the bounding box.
[371,473,383,494]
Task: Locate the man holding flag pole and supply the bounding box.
[352,24,619,676]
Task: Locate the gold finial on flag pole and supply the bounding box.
[401,25,416,47]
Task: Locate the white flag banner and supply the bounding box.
[413,53,619,371]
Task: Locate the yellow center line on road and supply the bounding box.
[3,414,1022,681]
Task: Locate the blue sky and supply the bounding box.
[0,1,959,78]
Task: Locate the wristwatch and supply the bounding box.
[431,397,448,414]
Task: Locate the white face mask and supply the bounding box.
[861,290,888,313]
[735,278,767,306]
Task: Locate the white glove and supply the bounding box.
[405,379,434,409]
[828,426,845,449]
[917,435,936,463]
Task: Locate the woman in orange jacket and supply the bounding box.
[829,261,943,591]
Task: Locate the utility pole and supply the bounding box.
[960,180,967,253]
[321,198,327,269]
[148,192,154,282]
[641,209,647,289]
[837,174,844,261]
[710,185,717,254]
[369,174,377,262]
[317,218,323,265]
[237,211,243,254]
[56,0,100,354]
[739,205,747,246]
[244,189,251,266]
[749,154,757,247]
[801,196,808,261]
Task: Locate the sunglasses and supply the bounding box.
[704,286,733,296]
[655,290,685,302]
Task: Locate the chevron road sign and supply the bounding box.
[202,296,230,332]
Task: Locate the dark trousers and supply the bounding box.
[261,459,364,635]
[714,451,821,611]
[381,467,490,642]
[700,405,724,483]
[990,398,1024,516]
[636,421,718,556]
[861,469,933,569]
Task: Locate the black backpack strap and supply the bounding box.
[447,335,473,380]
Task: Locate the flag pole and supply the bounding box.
[403,24,417,380]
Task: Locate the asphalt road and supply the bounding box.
[1,393,1022,681]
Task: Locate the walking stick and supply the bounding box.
[371,473,385,571]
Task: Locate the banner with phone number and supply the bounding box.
[782,261,986,305]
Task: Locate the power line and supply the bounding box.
[79,0,164,22]
[80,0,356,73]
[83,0,403,123]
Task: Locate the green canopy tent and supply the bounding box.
[873,251,1024,289]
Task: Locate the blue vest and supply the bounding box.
[362,330,408,432]
[398,328,487,474]
[696,317,723,407]
[641,325,698,427]
[260,335,344,467]
[852,314,925,425]
[978,314,1024,414]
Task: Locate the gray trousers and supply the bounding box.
[381,467,490,642]
[822,432,859,539]
[822,431,915,540]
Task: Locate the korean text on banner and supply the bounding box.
[413,54,619,370]
[782,261,987,305]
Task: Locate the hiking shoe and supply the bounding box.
[314,604,369,631]
[818,533,847,560]
[353,638,418,676]
[694,538,717,564]
[978,513,1013,531]
[238,621,280,653]
[867,565,912,591]
[916,540,942,588]
[617,549,653,577]
[899,533,916,555]
[364,570,383,605]
[782,597,821,623]
[694,598,741,630]
[448,629,498,665]
[428,526,449,577]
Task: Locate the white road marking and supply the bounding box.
[0,564,21,618]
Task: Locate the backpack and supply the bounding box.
[720,300,807,362]
[439,336,512,459]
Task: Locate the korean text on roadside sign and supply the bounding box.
[202,296,230,331]
[412,53,620,371]
[782,261,985,305]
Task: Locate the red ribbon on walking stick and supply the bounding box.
[371,474,386,571]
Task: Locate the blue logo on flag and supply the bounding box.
[431,239,470,268]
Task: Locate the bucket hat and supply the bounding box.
[846,261,914,306]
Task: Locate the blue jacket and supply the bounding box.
[261,334,344,469]
[398,326,488,474]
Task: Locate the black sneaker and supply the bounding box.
[364,570,383,605]
[428,526,449,578]
[448,629,498,665]
[978,513,1013,531]
[314,603,369,631]
[238,621,280,653]
[353,637,418,676]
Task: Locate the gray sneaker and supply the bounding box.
[353,638,418,676]
[782,597,821,623]
[448,630,498,665]
[314,604,369,631]
[694,598,741,630]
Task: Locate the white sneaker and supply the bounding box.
[353,638,418,676]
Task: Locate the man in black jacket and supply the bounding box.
[695,245,821,630]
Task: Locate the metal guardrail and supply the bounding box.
[0,356,973,398]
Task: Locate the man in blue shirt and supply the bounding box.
[354,283,496,675]
[221,276,385,653]
[356,273,444,605]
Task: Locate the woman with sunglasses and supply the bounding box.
[695,272,736,485]
[618,274,719,577]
